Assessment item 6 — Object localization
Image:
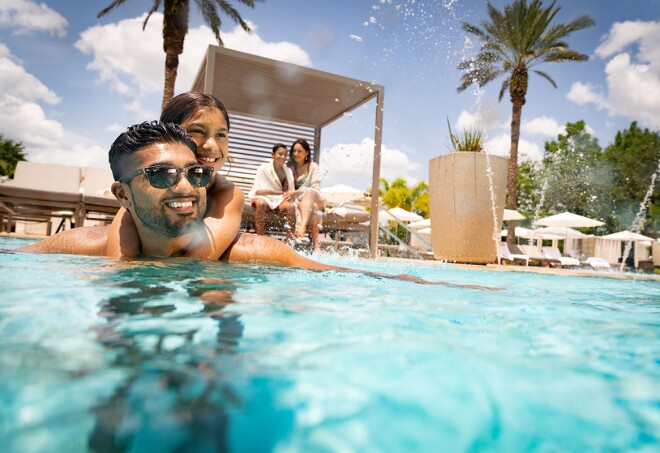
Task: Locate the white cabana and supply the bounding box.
[595,231,655,268]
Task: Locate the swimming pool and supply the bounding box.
[1,236,658,452]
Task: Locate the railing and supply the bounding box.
[377,209,432,260]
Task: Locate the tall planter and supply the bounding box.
[428,152,508,263]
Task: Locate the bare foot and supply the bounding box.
[294,229,306,238]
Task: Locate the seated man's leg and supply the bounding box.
[253,199,268,236]
[279,201,296,240]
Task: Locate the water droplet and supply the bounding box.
[349,34,363,43]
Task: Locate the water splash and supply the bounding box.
[619,158,660,272]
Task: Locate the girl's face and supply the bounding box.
[181,107,229,172]
[292,143,309,165]
[272,147,288,167]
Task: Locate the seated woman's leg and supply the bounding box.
[295,191,325,238]
[253,199,268,235]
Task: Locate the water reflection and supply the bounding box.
[87,265,271,452]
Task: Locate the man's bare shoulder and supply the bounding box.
[18,226,110,256]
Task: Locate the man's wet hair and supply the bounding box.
[161,91,230,131]
[272,143,287,154]
[108,121,197,180]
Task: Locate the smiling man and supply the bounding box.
[18,122,346,270]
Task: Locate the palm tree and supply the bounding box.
[457,0,594,244]
[99,0,259,111]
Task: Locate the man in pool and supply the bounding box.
[18,121,496,289]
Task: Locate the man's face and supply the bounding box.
[272,146,288,167]
[119,142,207,237]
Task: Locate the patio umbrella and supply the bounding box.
[379,207,423,223]
[601,230,655,241]
[500,226,534,237]
[535,211,604,228]
[535,226,586,239]
[408,218,431,230]
[321,184,369,205]
[503,209,526,221]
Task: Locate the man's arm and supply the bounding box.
[220,233,499,289]
[17,226,110,255]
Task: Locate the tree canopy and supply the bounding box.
[0,134,26,178]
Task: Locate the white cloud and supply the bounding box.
[484,134,543,162]
[320,138,421,188]
[0,43,60,104]
[0,0,67,37]
[0,95,63,149]
[0,44,107,167]
[74,14,312,107]
[454,102,504,132]
[521,116,566,137]
[568,20,660,129]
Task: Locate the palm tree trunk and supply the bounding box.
[506,98,524,245]
[162,50,179,111]
[161,0,188,111]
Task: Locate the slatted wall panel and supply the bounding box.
[225,114,317,196]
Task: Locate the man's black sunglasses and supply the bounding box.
[119,165,214,189]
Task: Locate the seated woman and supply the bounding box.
[287,138,325,253]
[106,92,244,259]
[248,144,296,240]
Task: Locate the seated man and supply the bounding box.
[248,143,297,240]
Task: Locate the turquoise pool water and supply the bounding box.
[1,236,659,452]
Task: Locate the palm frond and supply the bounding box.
[143,0,162,30]
[532,70,556,88]
[98,0,129,18]
[498,77,511,101]
[215,0,252,31]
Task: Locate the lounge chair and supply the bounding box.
[542,246,581,268]
[584,257,611,270]
[519,244,561,267]
[0,162,83,234]
[497,243,529,266]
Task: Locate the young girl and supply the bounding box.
[106,92,244,259]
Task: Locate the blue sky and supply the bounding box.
[1,0,659,189]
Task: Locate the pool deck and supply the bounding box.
[4,232,658,282]
[375,256,660,282]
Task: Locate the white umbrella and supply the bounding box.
[519,229,564,240]
[321,184,369,205]
[408,218,431,230]
[503,209,526,221]
[536,226,586,239]
[500,226,534,237]
[602,230,655,241]
[379,207,423,222]
[535,211,604,228]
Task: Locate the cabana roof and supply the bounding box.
[190,45,384,256]
[191,45,382,128]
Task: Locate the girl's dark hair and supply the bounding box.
[288,138,311,167]
[108,121,197,180]
[272,143,287,154]
[161,92,230,130]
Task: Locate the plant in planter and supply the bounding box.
[428,122,508,263]
[447,120,484,153]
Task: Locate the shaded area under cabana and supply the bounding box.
[191,45,384,256]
